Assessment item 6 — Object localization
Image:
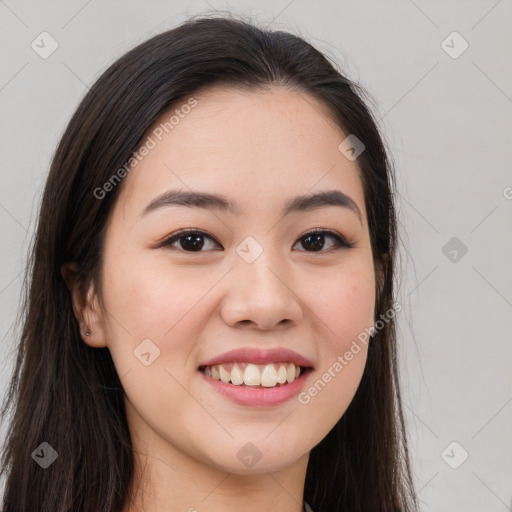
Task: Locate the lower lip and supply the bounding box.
[199,369,312,407]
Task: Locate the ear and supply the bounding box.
[61,262,108,348]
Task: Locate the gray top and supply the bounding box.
[303,501,314,512]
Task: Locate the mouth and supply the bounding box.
[197,347,314,405]
[198,361,313,389]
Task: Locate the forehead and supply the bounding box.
[113,85,366,223]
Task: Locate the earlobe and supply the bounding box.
[60,262,108,348]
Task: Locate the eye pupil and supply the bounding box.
[302,234,324,252]
[181,234,204,251]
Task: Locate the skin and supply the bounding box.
[64,85,380,512]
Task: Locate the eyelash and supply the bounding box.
[159,228,355,253]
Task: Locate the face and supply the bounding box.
[85,85,377,475]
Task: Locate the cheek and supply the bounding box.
[99,259,210,437]
[306,261,376,349]
[101,247,213,340]
[99,252,222,397]
[296,267,374,436]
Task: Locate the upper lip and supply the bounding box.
[198,348,314,369]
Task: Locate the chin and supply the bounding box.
[202,439,307,475]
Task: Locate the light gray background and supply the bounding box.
[1,1,511,510]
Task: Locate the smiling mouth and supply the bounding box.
[198,361,311,388]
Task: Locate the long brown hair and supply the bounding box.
[0,14,419,512]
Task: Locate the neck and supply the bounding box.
[123,448,309,512]
[121,403,309,512]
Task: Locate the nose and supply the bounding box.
[220,250,303,331]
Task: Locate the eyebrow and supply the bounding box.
[140,189,363,223]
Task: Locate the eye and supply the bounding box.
[160,228,354,253]
[160,229,221,252]
[293,229,355,252]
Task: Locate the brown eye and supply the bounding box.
[161,229,220,252]
[294,230,354,252]
[160,228,354,253]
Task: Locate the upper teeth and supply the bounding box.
[203,362,301,387]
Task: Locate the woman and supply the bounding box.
[0,14,419,512]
